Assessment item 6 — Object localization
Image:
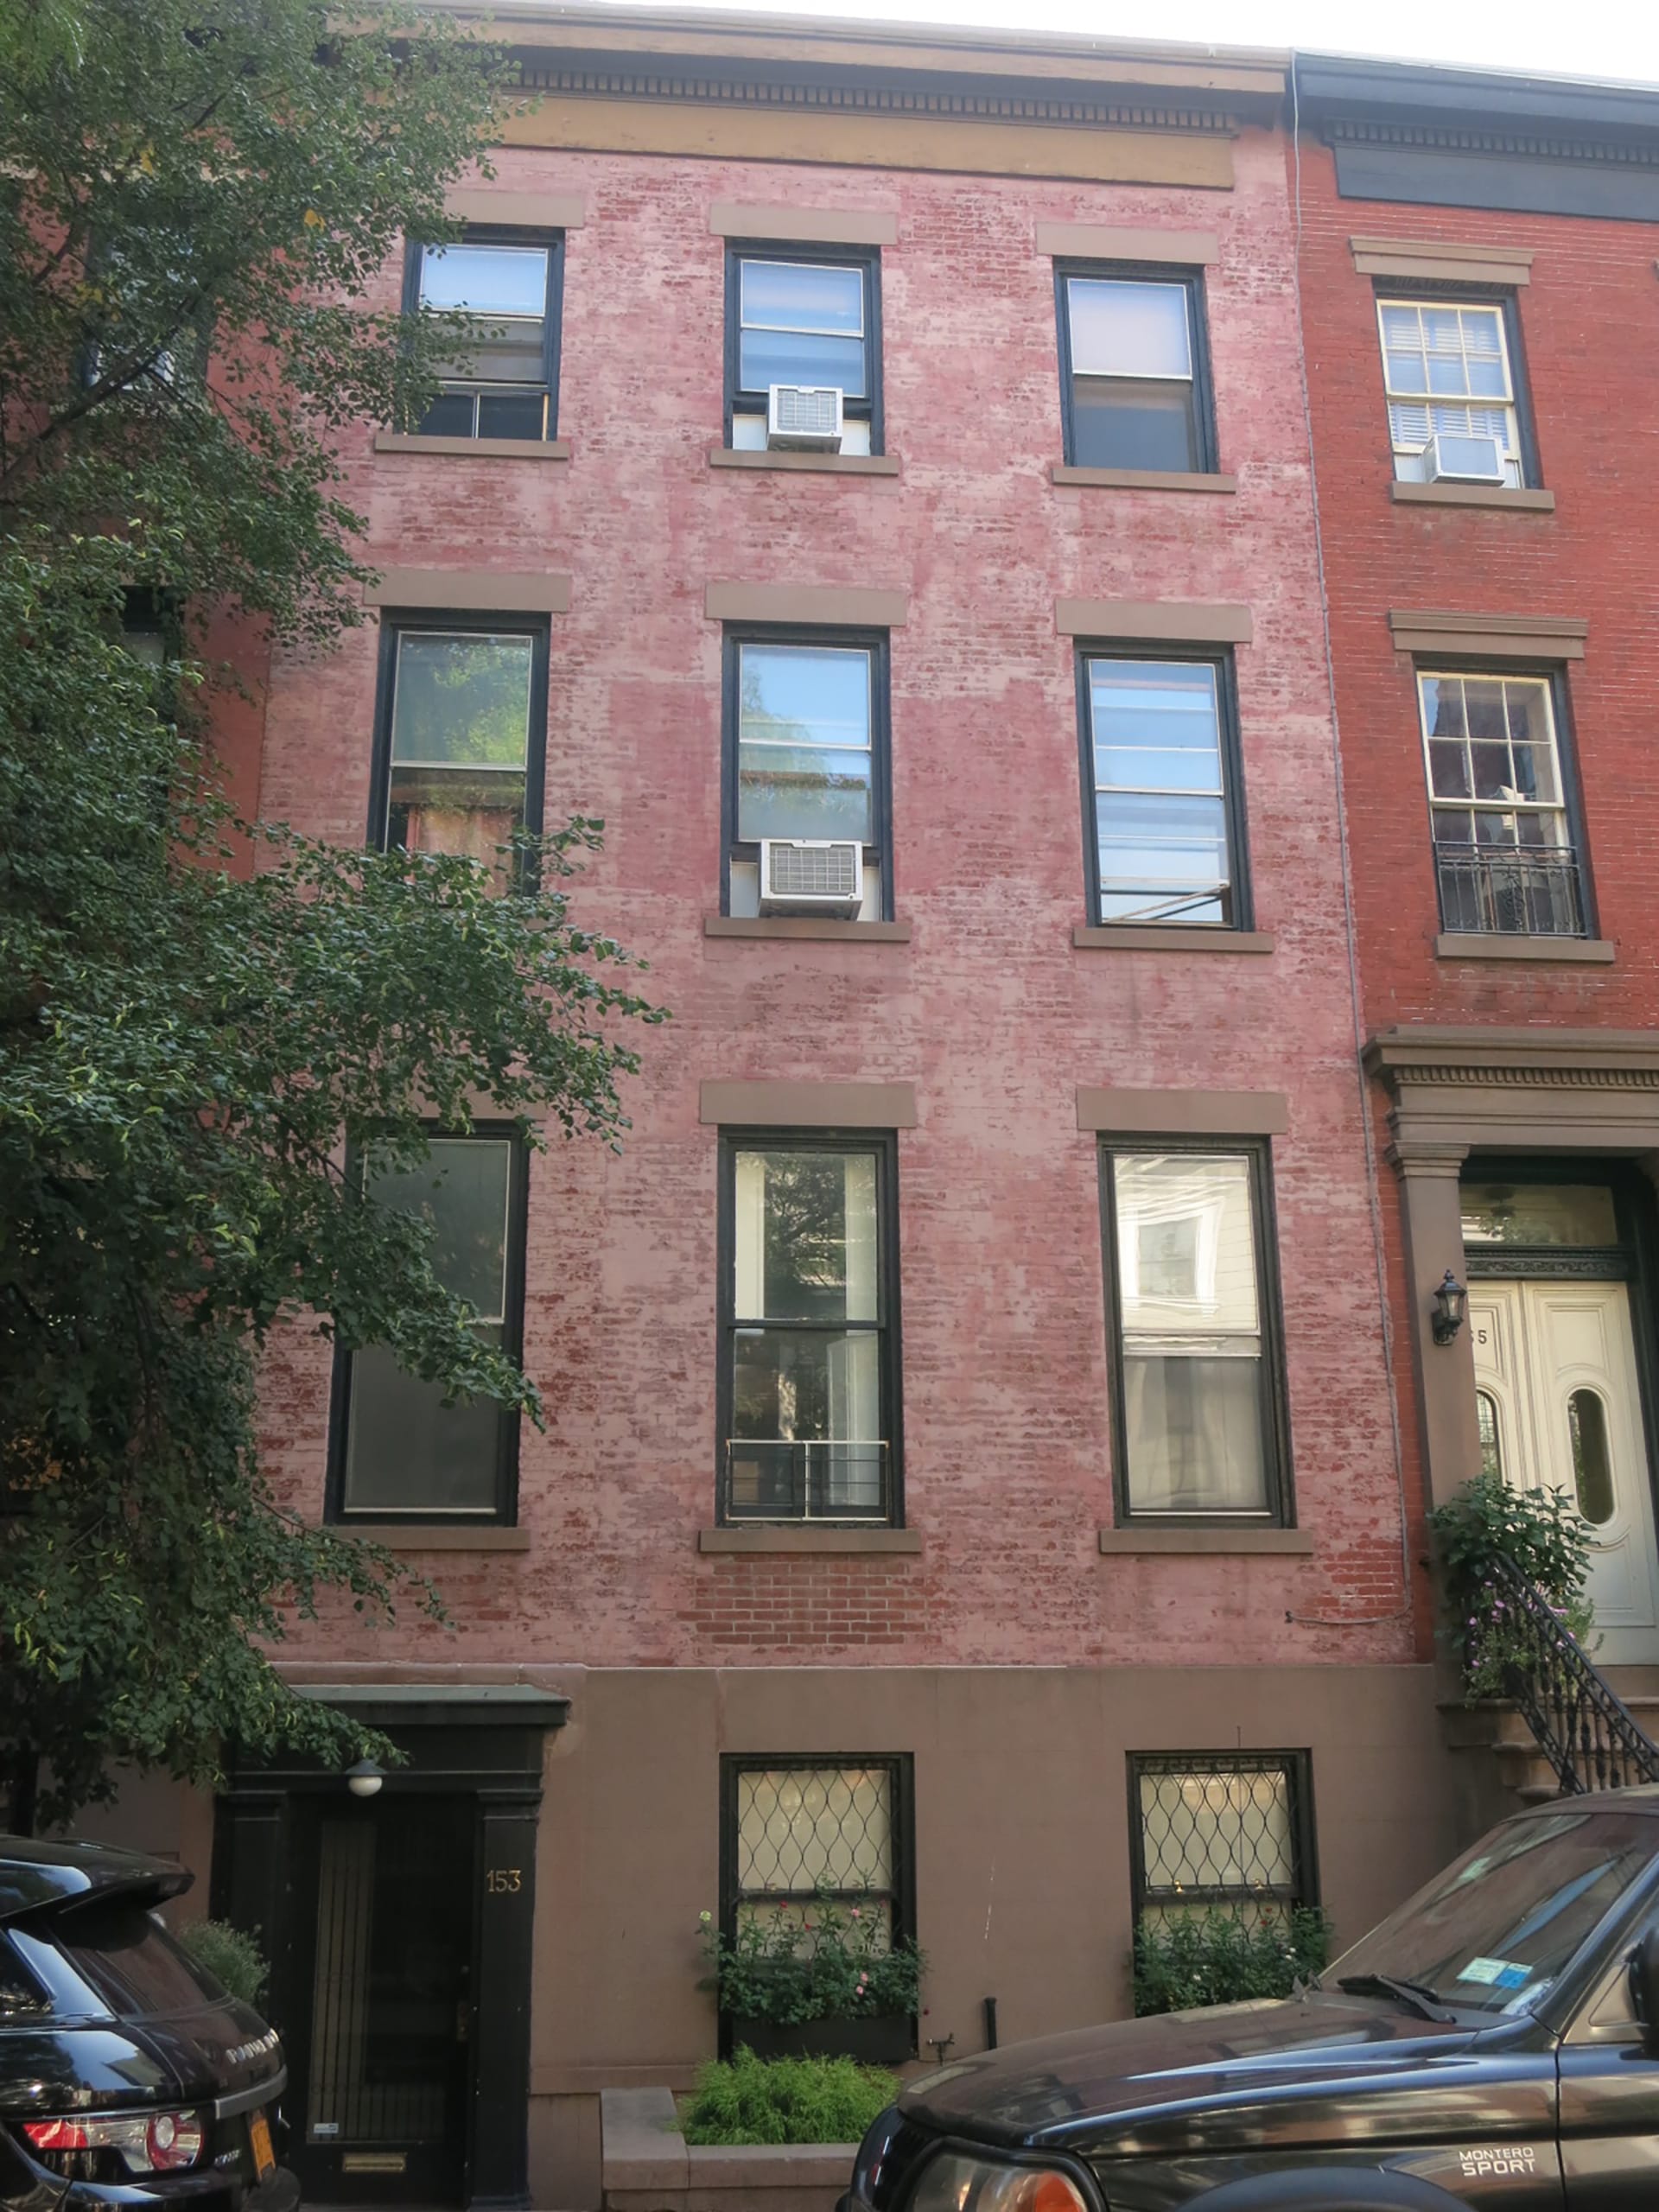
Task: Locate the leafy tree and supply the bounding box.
[0,0,664,1829]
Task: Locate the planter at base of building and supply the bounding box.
[601,2085,857,2212]
[727,2013,912,2065]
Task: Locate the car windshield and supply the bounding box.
[1329,1808,1658,2016]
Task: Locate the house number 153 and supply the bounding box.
[486,1867,522,1893]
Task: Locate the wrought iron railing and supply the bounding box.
[1434,842,1586,938]
[722,1439,891,1524]
[1489,1549,1659,1795]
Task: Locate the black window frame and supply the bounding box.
[718,1751,917,2056]
[401,224,565,442]
[367,607,551,870]
[1412,658,1595,940]
[715,1128,905,1529]
[325,1125,530,1528]
[1098,1133,1294,1529]
[1054,258,1219,474]
[1128,1750,1318,1921]
[1372,281,1541,491]
[721,623,894,921]
[1074,641,1253,932]
[722,240,884,454]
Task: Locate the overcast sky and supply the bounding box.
[652,0,1659,86]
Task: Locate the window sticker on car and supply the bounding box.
[1458,1956,1531,1988]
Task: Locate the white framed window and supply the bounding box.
[1377,297,1524,486]
[1417,670,1584,936]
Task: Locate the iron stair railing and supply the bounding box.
[1489,1549,1659,1795]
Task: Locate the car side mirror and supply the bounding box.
[1630,1928,1659,2037]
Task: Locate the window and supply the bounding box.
[1129,1753,1315,1926]
[717,1135,900,1524]
[1376,295,1531,486]
[1417,669,1586,937]
[1057,265,1215,473]
[1078,652,1249,927]
[406,231,562,441]
[722,631,891,920]
[1101,1142,1290,1522]
[371,617,548,874]
[721,1755,913,1955]
[725,246,881,454]
[330,1135,525,1522]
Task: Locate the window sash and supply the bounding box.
[1131,1754,1310,1916]
[1066,276,1194,384]
[412,237,558,440]
[375,623,545,871]
[727,248,880,431]
[1416,671,1570,851]
[1376,296,1522,480]
[1084,656,1238,927]
[721,1756,912,1977]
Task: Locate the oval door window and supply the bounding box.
[1476,1390,1504,1484]
[1568,1389,1616,1526]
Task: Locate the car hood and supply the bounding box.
[900,1994,1491,2152]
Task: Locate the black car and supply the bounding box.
[842,1789,1659,2210]
[0,1837,296,2212]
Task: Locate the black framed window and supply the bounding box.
[404,228,563,442]
[724,244,882,455]
[328,1133,527,1523]
[1376,289,1536,489]
[717,1132,901,1525]
[721,1754,914,1955]
[1100,1139,1292,1524]
[1077,648,1249,929]
[1415,665,1590,938]
[369,613,549,876]
[721,627,891,921]
[1129,1752,1316,1923]
[1056,263,1216,473]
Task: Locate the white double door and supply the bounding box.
[1470,1279,1659,1669]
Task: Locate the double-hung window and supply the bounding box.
[718,1135,900,1525]
[1058,265,1216,473]
[723,631,890,920]
[371,616,548,875]
[1418,668,1587,937]
[330,1135,526,1522]
[1377,296,1530,487]
[1101,1141,1290,1522]
[722,1757,911,1946]
[407,231,562,442]
[1079,651,1249,928]
[725,246,881,454]
[1130,1752,1315,1929]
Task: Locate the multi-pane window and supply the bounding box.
[1058,268,1214,473]
[719,1136,899,1524]
[408,233,561,441]
[1130,1753,1313,1926]
[1377,297,1527,486]
[1418,670,1585,937]
[726,248,880,454]
[372,621,545,875]
[723,632,889,920]
[333,1136,524,1522]
[1102,1144,1288,1522]
[1081,653,1246,927]
[725,1760,906,1945]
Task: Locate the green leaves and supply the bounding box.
[1131,1906,1332,2018]
[1428,1471,1596,1700]
[678,2051,899,2148]
[698,1888,926,2027]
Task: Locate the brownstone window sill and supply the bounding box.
[699,1527,921,1554]
[1390,481,1554,512]
[1073,925,1275,954]
[341,1522,531,1552]
[1051,464,1237,493]
[1434,932,1614,964]
[1098,1527,1313,1555]
[373,433,571,461]
[709,448,899,476]
[704,915,912,942]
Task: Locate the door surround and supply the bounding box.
[212,1680,569,2212]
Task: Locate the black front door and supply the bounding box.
[284,1794,475,2204]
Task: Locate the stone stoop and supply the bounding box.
[601,2086,857,2212]
[1440,1699,1561,1836]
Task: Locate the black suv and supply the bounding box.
[0,1838,296,2212]
[842,1789,1659,2210]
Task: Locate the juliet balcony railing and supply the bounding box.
[1435,842,1586,938]
[722,1439,892,1524]
[1489,1550,1659,1796]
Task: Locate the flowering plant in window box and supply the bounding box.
[699,1888,924,2063]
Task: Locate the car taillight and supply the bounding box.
[21,2108,205,2177]
[907,2151,1094,2212]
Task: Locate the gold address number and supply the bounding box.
[486,1866,523,1894]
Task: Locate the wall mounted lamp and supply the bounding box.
[345,1758,385,1799]
[1431,1269,1468,1347]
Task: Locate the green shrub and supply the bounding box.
[1132,1906,1330,2018]
[698,1890,925,2026]
[1428,1471,1595,1698]
[178,1918,269,2006]
[679,2049,897,2146]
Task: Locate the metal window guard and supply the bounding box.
[1488,1549,1659,1794]
[1434,842,1586,938]
[722,1439,891,1524]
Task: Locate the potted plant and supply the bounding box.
[699,1888,925,2064]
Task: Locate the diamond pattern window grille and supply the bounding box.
[1133,1753,1310,1925]
[734,1764,896,1948]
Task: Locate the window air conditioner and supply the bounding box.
[1425,431,1506,485]
[766,385,843,452]
[759,839,863,916]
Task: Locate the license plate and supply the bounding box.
[249,2110,275,2182]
